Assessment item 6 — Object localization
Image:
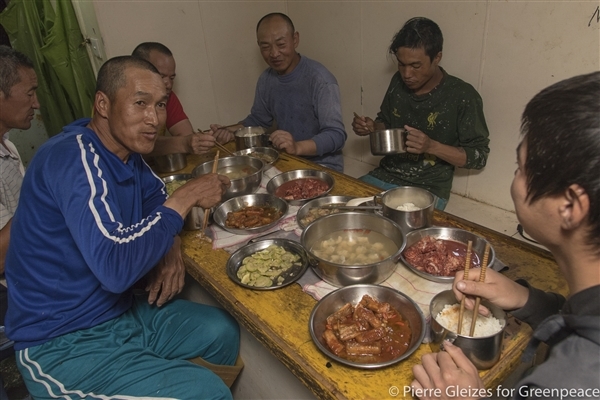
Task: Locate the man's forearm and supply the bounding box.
[429,141,467,167]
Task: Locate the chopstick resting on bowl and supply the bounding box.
[353,112,373,133]
[457,240,473,335]
[469,242,491,337]
[201,151,220,232]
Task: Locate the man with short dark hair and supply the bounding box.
[353,17,490,210]
[5,55,240,399]
[132,42,217,156]
[211,12,347,172]
[411,71,600,399]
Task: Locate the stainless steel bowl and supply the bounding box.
[213,193,288,235]
[380,186,435,234]
[161,174,204,231]
[370,129,407,155]
[400,227,496,283]
[154,153,187,173]
[192,156,263,201]
[226,239,309,290]
[301,212,405,287]
[430,290,506,369]
[309,284,426,369]
[296,195,355,229]
[266,169,334,206]
[234,126,269,151]
[232,147,279,169]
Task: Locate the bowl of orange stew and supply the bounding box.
[309,284,425,369]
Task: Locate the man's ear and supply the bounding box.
[293,31,300,49]
[433,51,442,66]
[94,91,110,119]
[559,184,589,230]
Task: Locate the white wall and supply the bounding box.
[90,0,600,211]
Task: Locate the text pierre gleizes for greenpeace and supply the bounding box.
[402,385,600,399]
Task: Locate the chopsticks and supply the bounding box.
[213,140,235,156]
[457,240,473,335]
[469,243,491,337]
[316,205,382,211]
[199,123,239,134]
[201,151,220,231]
[353,112,373,133]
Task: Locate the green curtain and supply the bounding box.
[0,0,96,137]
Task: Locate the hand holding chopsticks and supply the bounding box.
[353,112,374,133]
[469,242,491,336]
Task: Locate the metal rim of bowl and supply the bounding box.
[213,193,289,235]
[399,227,496,283]
[192,155,264,180]
[266,169,335,205]
[309,284,426,369]
[161,174,193,185]
[226,238,309,290]
[232,147,279,167]
[296,195,356,229]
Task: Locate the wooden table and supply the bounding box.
[164,148,568,400]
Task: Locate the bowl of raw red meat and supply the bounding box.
[266,169,334,206]
[400,227,495,283]
[309,284,425,368]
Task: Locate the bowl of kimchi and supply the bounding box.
[309,284,425,368]
[266,169,334,206]
[399,227,496,283]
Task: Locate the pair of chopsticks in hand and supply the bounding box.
[353,112,374,133]
[197,128,235,156]
[457,241,491,336]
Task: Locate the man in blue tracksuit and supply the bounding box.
[5,56,240,399]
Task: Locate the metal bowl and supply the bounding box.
[232,147,279,169]
[430,290,506,369]
[192,155,263,201]
[400,227,496,283]
[296,195,355,229]
[213,193,289,235]
[266,169,335,206]
[380,186,435,234]
[161,174,205,231]
[370,129,407,155]
[301,212,405,287]
[309,284,426,369]
[226,239,309,290]
[234,126,269,151]
[154,153,187,173]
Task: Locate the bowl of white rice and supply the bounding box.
[429,290,506,369]
[379,186,435,235]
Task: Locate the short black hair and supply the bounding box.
[389,17,443,61]
[96,56,159,102]
[0,45,35,97]
[256,12,295,33]
[131,42,173,61]
[521,71,600,251]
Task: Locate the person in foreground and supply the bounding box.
[132,41,217,156]
[211,12,347,172]
[411,71,600,399]
[5,56,240,399]
[352,17,490,210]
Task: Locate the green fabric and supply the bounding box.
[370,69,490,200]
[0,0,95,137]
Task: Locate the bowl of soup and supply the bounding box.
[309,284,425,368]
[301,212,405,287]
[192,155,264,201]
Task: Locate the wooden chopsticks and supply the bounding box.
[353,112,373,133]
[457,240,473,335]
[201,151,220,231]
[469,243,491,337]
[213,140,235,156]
